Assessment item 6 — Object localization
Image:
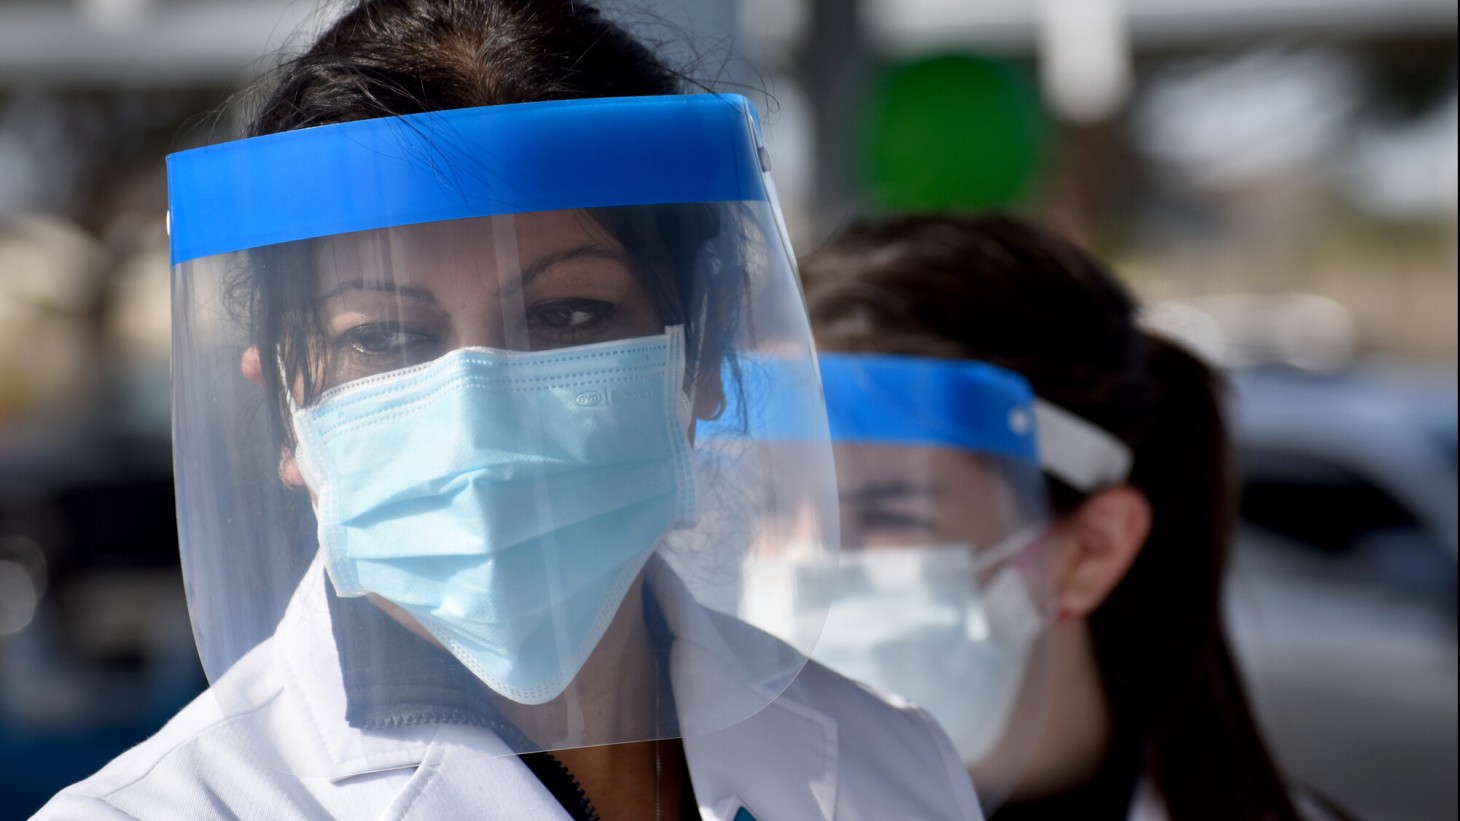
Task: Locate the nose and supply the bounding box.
[452,314,511,350]
[445,280,520,351]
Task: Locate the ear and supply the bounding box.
[1051,485,1152,621]
[243,346,310,493]
[688,358,726,422]
[241,345,264,386]
[278,448,307,491]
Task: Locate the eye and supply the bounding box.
[339,322,436,357]
[528,298,617,330]
[859,508,940,534]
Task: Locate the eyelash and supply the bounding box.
[526,298,618,337]
[859,509,939,533]
[335,322,437,358]
[330,298,622,363]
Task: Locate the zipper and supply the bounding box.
[519,751,601,821]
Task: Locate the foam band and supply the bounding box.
[819,354,1038,462]
[167,94,768,264]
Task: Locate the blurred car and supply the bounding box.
[0,368,203,819]
[1222,360,1458,821]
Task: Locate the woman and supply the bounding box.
[807,351,1063,817]
[801,213,1343,820]
[34,3,980,819]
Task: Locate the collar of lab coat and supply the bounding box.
[268,551,837,820]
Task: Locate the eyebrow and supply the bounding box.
[318,243,633,303]
[318,280,439,304]
[508,244,635,295]
[843,482,943,504]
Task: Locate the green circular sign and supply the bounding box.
[862,54,1050,212]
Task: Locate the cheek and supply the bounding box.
[938,504,1001,548]
[622,288,666,335]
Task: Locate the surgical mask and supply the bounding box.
[290,327,696,705]
[812,535,1045,764]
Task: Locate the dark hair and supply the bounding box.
[247,0,682,135]
[801,213,1301,821]
[229,0,739,451]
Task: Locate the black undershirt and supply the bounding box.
[518,745,699,821]
[328,576,700,817]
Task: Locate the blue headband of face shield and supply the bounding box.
[165,94,771,265]
[818,354,1039,463]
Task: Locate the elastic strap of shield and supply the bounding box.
[1033,400,1132,492]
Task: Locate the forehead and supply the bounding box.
[312,209,623,290]
[833,443,1007,494]
[833,442,1030,549]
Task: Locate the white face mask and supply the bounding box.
[811,535,1046,764]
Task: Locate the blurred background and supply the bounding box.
[0,0,1453,818]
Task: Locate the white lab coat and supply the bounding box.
[34,554,983,820]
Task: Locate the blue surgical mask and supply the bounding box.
[290,327,696,705]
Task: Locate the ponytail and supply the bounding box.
[1094,334,1300,821]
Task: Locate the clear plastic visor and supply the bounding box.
[819,443,1058,813]
[812,355,1057,813]
[170,202,837,772]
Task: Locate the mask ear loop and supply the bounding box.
[935,520,1050,655]
[276,348,302,416]
[968,523,1049,575]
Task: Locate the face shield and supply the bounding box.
[812,354,1058,813]
[166,95,838,770]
